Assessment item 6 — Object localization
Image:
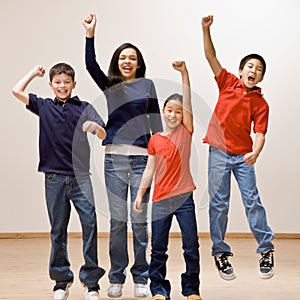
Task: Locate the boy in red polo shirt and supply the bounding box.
[202,15,275,281]
[134,61,201,300]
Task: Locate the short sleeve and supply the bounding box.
[26,93,45,116]
[147,135,156,155]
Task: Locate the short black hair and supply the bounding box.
[107,43,146,87]
[163,93,183,108]
[49,63,75,82]
[239,54,266,76]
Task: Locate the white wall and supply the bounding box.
[1,0,299,233]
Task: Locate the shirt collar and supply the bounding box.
[236,81,263,95]
[54,96,81,105]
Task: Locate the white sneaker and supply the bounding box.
[53,282,72,300]
[134,283,149,297]
[107,283,123,298]
[84,287,100,300]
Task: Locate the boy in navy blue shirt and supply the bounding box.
[12,63,106,300]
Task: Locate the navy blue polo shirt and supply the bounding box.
[27,94,105,175]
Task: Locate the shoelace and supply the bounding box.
[218,255,232,271]
[260,252,273,267]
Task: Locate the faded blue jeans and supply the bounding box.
[104,154,150,284]
[208,146,274,256]
[45,173,105,287]
[150,193,200,299]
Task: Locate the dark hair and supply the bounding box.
[107,43,146,87]
[163,93,183,108]
[239,54,266,76]
[49,63,75,82]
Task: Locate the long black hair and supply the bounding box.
[107,43,146,87]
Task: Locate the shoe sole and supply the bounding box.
[259,270,274,279]
[107,292,122,298]
[134,292,149,297]
[219,270,237,281]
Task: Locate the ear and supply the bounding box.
[72,81,77,89]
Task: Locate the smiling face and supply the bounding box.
[239,58,264,90]
[118,47,139,81]
[49,73,76,101]
[162,99,183,132]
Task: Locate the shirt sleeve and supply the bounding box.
[215,68,236,93]
[147,80,163,134]
[147,135,156,155]
[253,100,269,134]
[26,93,45,116]
[85,37,109,91]
[84,103,105,128]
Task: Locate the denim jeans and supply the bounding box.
[45,173,105,287]
[150,193,200,299]
[104,154,150,284]
[208,146,274,256]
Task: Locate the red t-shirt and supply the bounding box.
[148,123,196,202]
[203,69,269,154]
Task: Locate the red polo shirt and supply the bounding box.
[148,124,196,202]
[203,69,269,154]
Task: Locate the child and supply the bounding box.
[12,63,106,300]
[83,13,162,298]
[134,61,202,300]
[201,15,275,280]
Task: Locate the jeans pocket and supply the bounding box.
[45,172,57,182]
[209,145,218,153]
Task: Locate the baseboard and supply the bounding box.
[0,232,299,239]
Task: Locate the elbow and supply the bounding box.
[12,88,19,98]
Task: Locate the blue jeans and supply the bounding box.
[104,154,150,284]
[150,193,200,299]
[45,173,105,287]
[208,146,274,256]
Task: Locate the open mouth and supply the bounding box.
[122,66,132,73]
[248,76,255,84]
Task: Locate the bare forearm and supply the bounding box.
[203,27,216,60]
[137,172,153,198]
[12,66,44,105]
[244,133,265,165]
[12,70,36,104]
[253,133,265,157]
[182,70,192,114]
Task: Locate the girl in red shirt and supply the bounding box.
[134,61,201,300]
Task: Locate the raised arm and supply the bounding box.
[201,15,222,77]
[12,66,45,105]
[172,61,193,132]
[83,13,96,38]
[83,13,108,91]
[134,155,156,213]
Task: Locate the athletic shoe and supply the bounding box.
[214,253,236,280]
[53,282,72,300]
[259,249,274,279]
[107,283,123,298]
[134,283,149,297]
[187,294,202,300]
[152,294,166,300]
[83,286,100,300]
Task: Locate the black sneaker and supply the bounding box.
[214,253,236,280]
[259,249,274,279]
